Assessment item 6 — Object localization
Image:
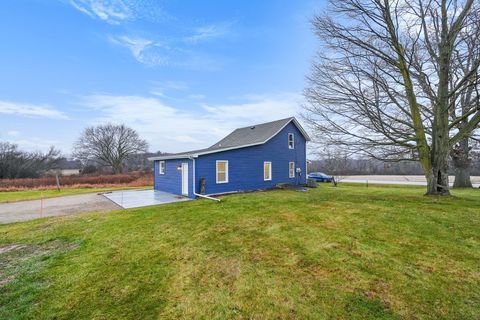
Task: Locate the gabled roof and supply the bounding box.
[148,117,310,161]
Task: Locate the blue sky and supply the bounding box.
[0,0,323,154]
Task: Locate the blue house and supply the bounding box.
[148,117,310,198]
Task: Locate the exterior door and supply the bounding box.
[181,163,189,196]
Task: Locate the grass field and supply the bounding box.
[0,186,150,203]
[0,184,479,319]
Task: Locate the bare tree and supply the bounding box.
[73,124,148,174]
[303,0,480,195]
[0,142,61,178]
[319,148,350,186]
[449,10,480,187]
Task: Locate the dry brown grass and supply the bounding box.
[0,172,153,191]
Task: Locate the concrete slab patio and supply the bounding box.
[102,189,191,209]
[0,193,121,224]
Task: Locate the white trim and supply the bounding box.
[289,161,295,178]
[159,161,165,175]
[149,154,195,161]
[264,161,272,181]
[216,160,229,184]
[303,143,308,183]
[148,117,311,161]
[181,162,189,196]
[288,133,294,149]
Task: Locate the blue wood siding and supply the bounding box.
[194,122,307,195]
[153,158,194,198]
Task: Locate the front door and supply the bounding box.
[181,163,189,196]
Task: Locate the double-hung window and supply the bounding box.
[159,161,165,175]
[264,161,272,181]
[288,133,294,149]
[216,160,229,183]
[289,162,295,178]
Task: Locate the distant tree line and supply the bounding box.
[0,123,168,179]
[309,149,480,176]
[0,142,62,179]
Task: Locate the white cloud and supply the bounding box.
[8,137,67,153]
[108,35,167,66]
[68,0,168,24]
[188,94,206,100]
[67,1,230,68]
[0,100,69,120]
[78,93,302,153]
[202,93,301,122]
[185,23,232,44]
[150,81,189,96]
[69,0,131,24]
[7,130,20,137]
[109,35,221,69]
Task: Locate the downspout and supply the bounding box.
[191,157,221,202]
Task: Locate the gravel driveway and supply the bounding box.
[0,193,121,224]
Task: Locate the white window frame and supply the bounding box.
[264,161,272,181]
[216,160,229,184]
[288,133,295,149]
[289,162,295,178]
[159,161,165,175]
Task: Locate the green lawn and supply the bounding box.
[0,184,479,319]
[0,186,150,203]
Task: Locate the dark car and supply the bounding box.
[308,172,333,183]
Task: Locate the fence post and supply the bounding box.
[55,173,61,191]
[40,191,43,218]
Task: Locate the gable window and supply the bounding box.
[264,161,272,181]
[289,162,295,178]
[159,161,165,175]
[216,160,229,183]
[288,133,294,149]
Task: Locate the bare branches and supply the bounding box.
[0,142,62,179]
[304,0,480,194]
[73,124,148,173]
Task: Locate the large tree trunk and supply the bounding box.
[451,139,473,188]
[426,163,450,195]
[424,17,452,197]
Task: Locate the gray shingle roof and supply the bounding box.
[208,117,294,149]
[148,117,310,160]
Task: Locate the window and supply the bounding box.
[289,162,295,178]
[288,133,294,149]
[264,161,272,181]
[159,161,165,175]
[216,160,229,183]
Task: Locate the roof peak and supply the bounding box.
[148,116,309,161]
[233,117,295,131]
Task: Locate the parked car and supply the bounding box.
[308,172,333,183]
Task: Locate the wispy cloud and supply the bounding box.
[78,93,301,152]
[69,0,131,24]
[108,35,222,69]
[108,35,167,66]
[184,23,232,44]
[149,81,189,97]
[0,100,69,120]
[67,1,232,68]
[68,0,168,24]
[7,137,66,152]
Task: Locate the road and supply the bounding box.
[341,175,480,188]
[0,193,121,224]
